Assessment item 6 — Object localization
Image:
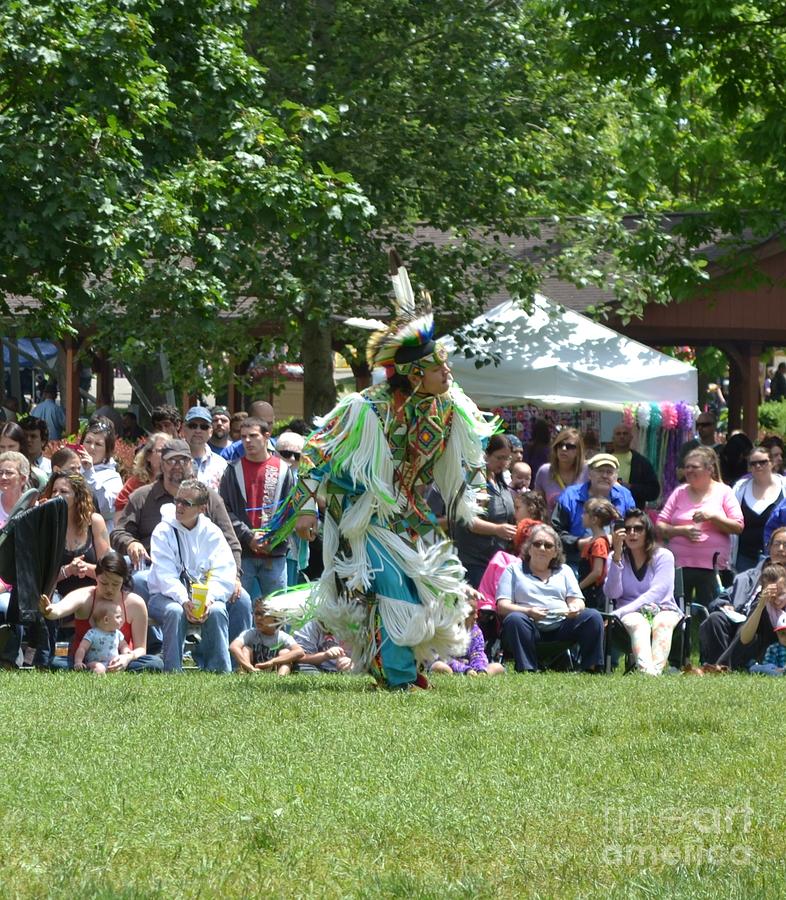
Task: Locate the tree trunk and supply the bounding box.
[301,316,336,421]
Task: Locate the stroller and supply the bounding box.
[0,490,67,666]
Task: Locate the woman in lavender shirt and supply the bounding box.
[533,428,588,516]
[605,509,682,675]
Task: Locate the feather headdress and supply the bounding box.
[353,249,445,376]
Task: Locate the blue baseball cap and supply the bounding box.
[184,406,212,424]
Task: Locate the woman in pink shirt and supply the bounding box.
[657,446,743,607]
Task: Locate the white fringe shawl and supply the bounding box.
[313,393,403,525]
[433,385,497,525]
[317,522,471,671]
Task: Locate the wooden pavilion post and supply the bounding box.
[721,341,762,440]
[63,337,81,436]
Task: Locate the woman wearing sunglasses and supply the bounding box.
[496,523,604,672]
[730,446,786,573]
[115,432,170,513]
[605,510,682,674]
[533,428,588,516]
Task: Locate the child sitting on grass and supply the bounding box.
[430,596,504,677]
[74,605,128,675]
[748,640,786,676]
[229,599,304,675]
[292,619,352,673]
[579,498,618,609]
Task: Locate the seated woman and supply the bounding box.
[115,432,169,512]
[475,490,545,657]
[36,473,111,665]
[77,418,123,533]
[605,509,682,675]
[496,523,604,672]
[38,551,163,672]
[737,562,785,665]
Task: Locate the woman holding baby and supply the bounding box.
[39,551,162,672]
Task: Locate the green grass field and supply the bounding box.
[1,671,783,899]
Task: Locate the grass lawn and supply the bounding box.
[1,670,783,899]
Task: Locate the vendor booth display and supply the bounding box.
[492,405,601,445]
[621,402,700,502]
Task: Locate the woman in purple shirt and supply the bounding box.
[605,509,682,675]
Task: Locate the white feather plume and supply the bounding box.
[344,317,388,331]
[390,265,416,316]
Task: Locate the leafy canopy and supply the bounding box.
[0,0,373,393]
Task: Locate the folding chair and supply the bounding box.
[498,629,576,671]
[603,567,691,673]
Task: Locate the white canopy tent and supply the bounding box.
[443,295,697,411]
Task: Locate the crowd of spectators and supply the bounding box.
[4,389,786,681]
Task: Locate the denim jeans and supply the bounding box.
[135,567,250,654]
[240,555,287,602]
[501,609,605,672]
[148,593,231,673]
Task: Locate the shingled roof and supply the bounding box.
[413,213,783,314]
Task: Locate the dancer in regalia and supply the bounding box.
[266,252,498,688]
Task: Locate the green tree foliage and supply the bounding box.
[0,0,373,395]
[562,1,786,217]
[246,0,705,414]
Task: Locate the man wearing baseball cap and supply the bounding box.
[551,452,636,571]
[112,438,252,651]
[182,406,227,492]
[208,406,231,454]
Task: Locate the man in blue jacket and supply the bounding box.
[551,453,636,571]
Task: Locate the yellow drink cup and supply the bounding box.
[191,582,209,617]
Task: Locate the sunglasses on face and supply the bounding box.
[174,497,198,508]
[557,442,577,451]
[278,449,301,461]
[749,459,770,468]
[186,422,211,431]
[624,525,645,534]
[531,540,555,550]
[771,541,786,550]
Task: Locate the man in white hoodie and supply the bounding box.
[148,478,237,672]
